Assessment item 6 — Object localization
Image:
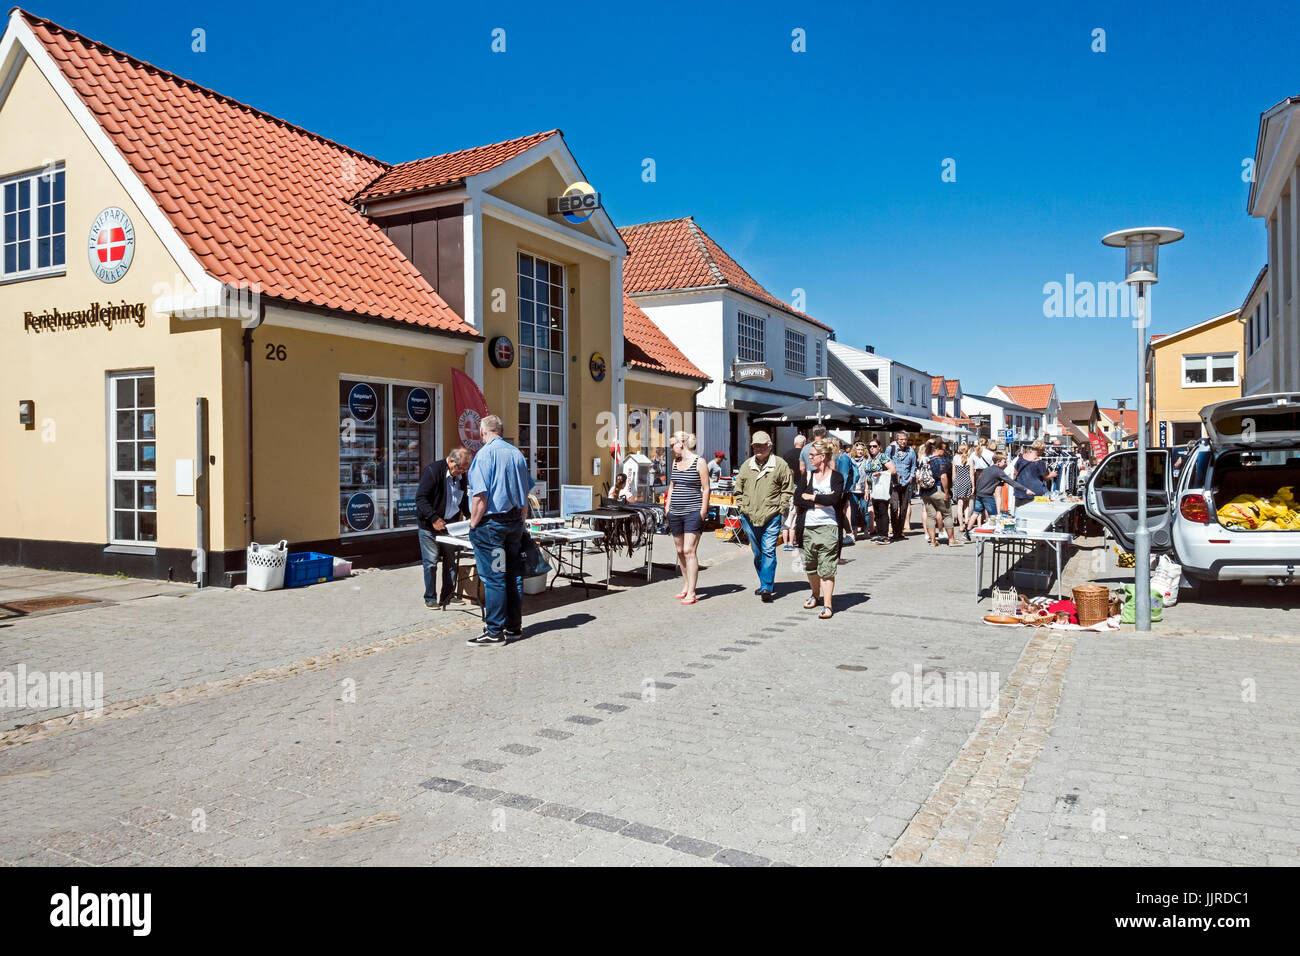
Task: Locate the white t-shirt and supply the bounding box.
[972,448,994,473]
[804,471,838,527]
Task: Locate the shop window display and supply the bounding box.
[339,379,436,535]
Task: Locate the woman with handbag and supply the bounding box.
[794,438,846,619]
[861,439,896,544]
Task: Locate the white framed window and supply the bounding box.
[1182,352,1238,387]
[896,377,904,401]
[518,252,566,397]
[108,371,157,544]
[737,311,765,363]
[338,377,440,536]
[815,339,824,376]
[908,381,916,404]
[2,165,66,281]
[784,328,806,375]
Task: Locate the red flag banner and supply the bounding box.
[451,369,489,452]
[1089,431,1108,461]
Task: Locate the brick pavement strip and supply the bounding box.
[885,627,1079,866]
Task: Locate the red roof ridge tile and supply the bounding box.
[387,129,561,174]
[355,129,562,200]
[15,9,388,169]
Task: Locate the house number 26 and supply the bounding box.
[265,343,287,361]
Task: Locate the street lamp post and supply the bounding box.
[1101,227,1183,632]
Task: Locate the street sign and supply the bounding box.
[1002,429,1014,442]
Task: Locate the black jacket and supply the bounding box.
[415,459,469,532]
[792,467,846,546]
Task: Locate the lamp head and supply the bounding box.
[1102,227,1183,285]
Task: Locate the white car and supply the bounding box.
[1085,393,1300,591]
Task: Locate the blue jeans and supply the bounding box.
[418,527,457,604]
[469,515,525,635]
[850,493,871,534]
[740,513,783,592]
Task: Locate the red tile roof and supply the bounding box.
[995,384,1056,410]
[622,297,709,381]
[356,130,560,201]
[946,379,959,398]
[1100,408,1138,433]
[21,10,474,336]
[620,218,833,333]
[930,375,944,395]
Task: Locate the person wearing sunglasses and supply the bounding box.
[793,438,845,619]
[859,439,896,543]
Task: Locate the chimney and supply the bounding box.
[864,344,875,354]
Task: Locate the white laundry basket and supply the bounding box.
[246,539,288,591]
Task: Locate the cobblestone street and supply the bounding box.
[2,526,1299,866]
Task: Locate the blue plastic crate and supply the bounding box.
[285,551,333,588]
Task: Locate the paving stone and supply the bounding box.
[575,812,629,833]
[714,847,771,867]
[536,803,585,822]
[619,822,674,844]
[462,760,504,773]
[536,729,573,741]
[418,777,465,793]
[667,835,723,858]
[495,793,544,811]
[594,703,628,713]
[500,744,541,757]
[565,715,602,726]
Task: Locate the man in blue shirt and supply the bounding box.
[886,431,917,542]
[466,414,533,646]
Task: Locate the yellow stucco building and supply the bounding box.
[1146,310,1243,447]
[0,10,702,583]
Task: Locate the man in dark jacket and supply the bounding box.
[415,447,472,608]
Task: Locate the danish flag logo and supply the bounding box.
[95,227,127,263]
[87,207,135,283]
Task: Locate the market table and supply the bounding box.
[531,527,607,596]
[569,506,658,583]
[973,500,1082,600]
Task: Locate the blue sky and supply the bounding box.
[32,0,1298,405]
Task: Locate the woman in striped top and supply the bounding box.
[665,431,710,605]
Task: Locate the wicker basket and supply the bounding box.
[1073,584,1111,627]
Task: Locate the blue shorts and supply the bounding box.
[668,511,703,536]
[974,496,999,516]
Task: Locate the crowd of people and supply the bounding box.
[414,412,1083,644]
[672,427,1077,618]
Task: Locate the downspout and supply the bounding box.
[243,302,266,545]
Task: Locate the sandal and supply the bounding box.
[680,596,698,605]
[674,590,688,599]
[803,596,819,610]
[819,606,833,620]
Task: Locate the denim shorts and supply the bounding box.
[974,496,999,516]
[668,511,703,536]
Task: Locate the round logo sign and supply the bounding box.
[87,207,136,283]
[345,492,375,531]
[489,336,514,369]
[457,408,484,452]
[348,382,377,422]
[558,181,599,224]
[406,387,431,424]
[589,352,606,382]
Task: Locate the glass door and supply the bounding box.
[518,400,562,514]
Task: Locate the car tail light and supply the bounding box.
[1180,494,1211,524]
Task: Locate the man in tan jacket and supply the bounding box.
[734,431,794,603]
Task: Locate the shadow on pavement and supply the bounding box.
[509,612,598,644]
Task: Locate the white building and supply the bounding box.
[986,384,1059,437]
[963,393,1042,443]
[1241,266,1272,394]
[621,218,832,463]
[827,342,933,424]
[1246,93,1300,394]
